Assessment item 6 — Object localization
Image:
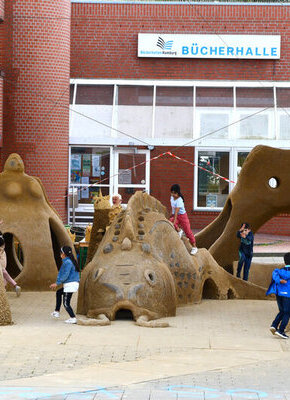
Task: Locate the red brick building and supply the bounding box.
[1,1,290,233]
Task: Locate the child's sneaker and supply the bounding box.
[275,331,288,339]
[178,229,184,238]
[65,317,77,324]
[51,311,60,318]
[190,247,198,255]
[15,285,21,297]
[269,326,276,335]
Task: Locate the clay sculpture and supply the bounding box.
[0,154,73,290]
[86,192,111,264]
[0,271,12,325]
[77,191,266,327]
[196,145,290,270]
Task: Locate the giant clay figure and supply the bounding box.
[196,145,290,270]
[77,191,266,327]
[0,154,73,290]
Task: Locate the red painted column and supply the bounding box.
[2,0,70,221]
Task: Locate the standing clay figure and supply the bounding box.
[0,153,73,290]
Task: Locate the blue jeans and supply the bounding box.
[272,295,290,333]
[237,251,252,281]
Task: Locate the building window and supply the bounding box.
[197,151,229,208]
[70,79,290,144]
[237,151,250,177]
[196,87,233,140]
[70,147,110,204]
[195,148,252,210]
[115,85,153,138]
[72,85,114,140]
[236,88,274,140]
[70,84,75,104]
[154,86,193,139]
[277,88,290,139]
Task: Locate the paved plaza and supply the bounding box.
[1,233,290,400]
[1,289,290,400]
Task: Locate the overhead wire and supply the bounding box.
[2,1,290,206]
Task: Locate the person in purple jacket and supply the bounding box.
[267,252,290,339]
[49,246,80,324]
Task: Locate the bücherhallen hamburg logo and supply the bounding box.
[138,34,281,59]
[156,37,174,51]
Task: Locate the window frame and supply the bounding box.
[69,79,290,147]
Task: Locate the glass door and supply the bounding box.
[113,149,150,204]
[68,146,113,226]
[233,149,250,184]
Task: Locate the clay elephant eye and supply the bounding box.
[94,268,104,281]
[144,270,156,286]
[268,177,279,189]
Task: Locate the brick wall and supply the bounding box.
[71,3,290,81]
[150,146,194,218]
[70,2,290,234]
[0,0,4,20]
[0,77,2,147]
[1,0,71,221]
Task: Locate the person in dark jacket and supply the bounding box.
[267,252,290,339]
[49,246,80,324]
[236,223,254,281]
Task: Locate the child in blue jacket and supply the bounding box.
[267,252,290,339]
[49,246,80,324]
[236,223,254,281]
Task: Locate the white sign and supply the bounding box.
[138,34,280,60]
[119,169,132,185]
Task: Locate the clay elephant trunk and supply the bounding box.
[196,145,290,269]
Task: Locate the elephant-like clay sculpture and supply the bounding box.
[77,191,266,327]
[0,154,73,290]
[196,145,290,270]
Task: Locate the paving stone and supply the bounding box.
[121,389,152,400]
[150,390,178,400]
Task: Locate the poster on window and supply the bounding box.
[82,154,91,177]
[71,154,81,170]
[92,155,101,177]
[206,194,217,208]
[71,170,81,183]
[119,169,132,184]
[81,177,89,199]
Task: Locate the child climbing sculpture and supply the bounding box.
[169,184,198,256]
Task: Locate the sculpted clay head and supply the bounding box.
[82,251,176,321]
[0,153,73,290]
[4,154,25,173]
